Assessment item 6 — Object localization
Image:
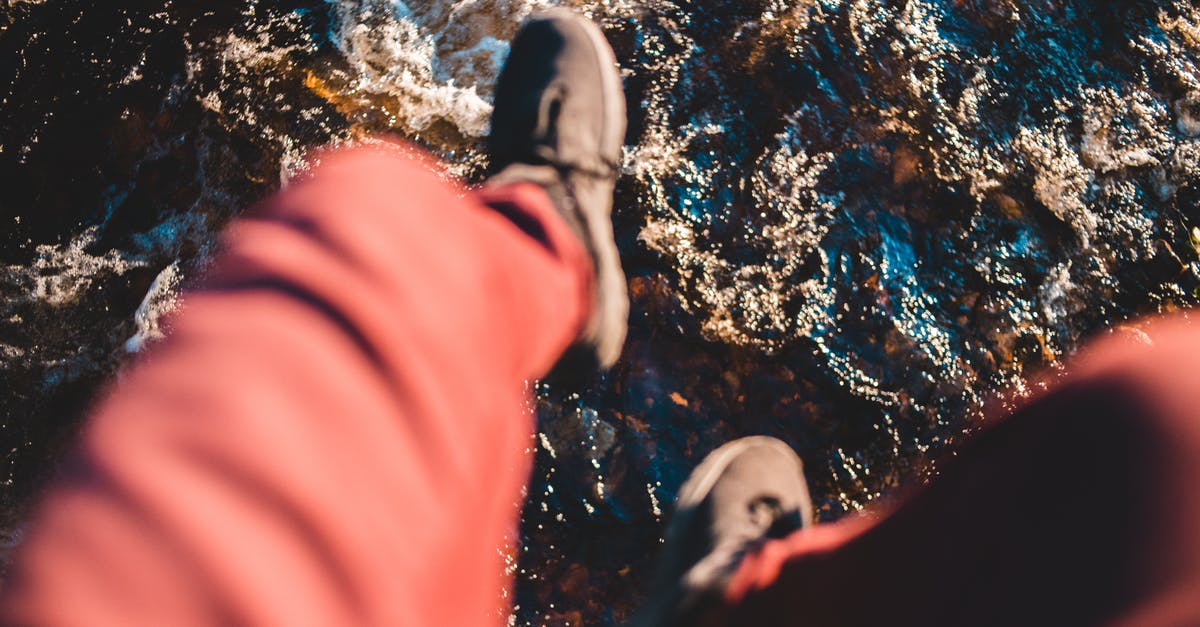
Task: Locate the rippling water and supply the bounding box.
[4,0,1200,623]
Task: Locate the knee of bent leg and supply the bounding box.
[1067,317,1200,459]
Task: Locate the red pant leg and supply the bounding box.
[722,316,1200,627]
[0,141,592,627]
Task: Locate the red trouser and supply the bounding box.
[722,320,1200,626]
[0,143,593,626]
[3,142,1200,626]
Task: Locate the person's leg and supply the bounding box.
[716,316,1200,626]
[0,142,590,627]
[2,8,628,626]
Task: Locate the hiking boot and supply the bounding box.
[486,8,629,373]
[632,436,814,627]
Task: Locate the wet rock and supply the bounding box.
[4,0,1200,625]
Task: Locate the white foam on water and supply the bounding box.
[323,0,649,143]
[325,0,510,138]
[124,261,181,353]
[3,227,145,309]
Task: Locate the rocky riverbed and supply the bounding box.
[4,0,1200,624]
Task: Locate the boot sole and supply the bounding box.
[535,9,630,370]
[537,8,626,164]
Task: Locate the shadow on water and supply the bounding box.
[4,0,1200,624]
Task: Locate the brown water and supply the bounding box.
[3,0,1200,624]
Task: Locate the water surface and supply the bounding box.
[3,0,1200,623]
